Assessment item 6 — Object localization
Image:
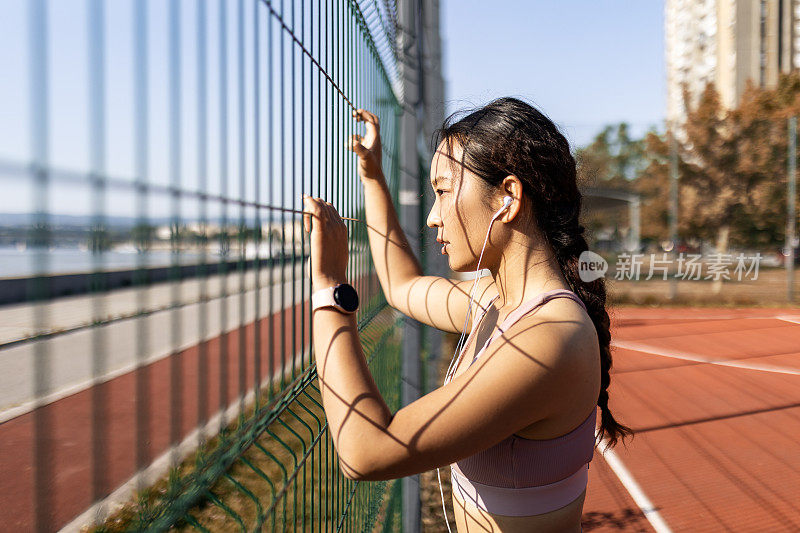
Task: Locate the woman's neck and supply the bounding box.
[489,237,570,311]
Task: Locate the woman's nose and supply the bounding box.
[426,203,441,228]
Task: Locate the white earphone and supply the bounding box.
[496,195,513,217]
[437,194,514,533]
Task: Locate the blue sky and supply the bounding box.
[0,1,379,219]
[0,1,665,217]
[441,0,666,148]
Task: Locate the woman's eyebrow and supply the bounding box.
[431,176,451,187]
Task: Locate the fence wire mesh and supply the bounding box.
[0,0,411,531]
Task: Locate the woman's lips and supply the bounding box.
[441,243,448,255]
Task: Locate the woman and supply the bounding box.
[302,97,631,532]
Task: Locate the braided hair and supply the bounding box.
[436,97,632,446]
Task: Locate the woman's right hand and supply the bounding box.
[349,109,384,181]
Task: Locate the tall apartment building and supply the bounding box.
[666,0,800,127]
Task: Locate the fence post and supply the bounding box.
[420,0,447,396]
[788,116,796,302]
[668,126,679,300]
[398,0,423,531]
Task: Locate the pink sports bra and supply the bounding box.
[445,289,597,517]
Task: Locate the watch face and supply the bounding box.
[333,284,359,312]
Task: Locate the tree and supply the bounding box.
[679,75,800,252]
[578,72,800,260]
[131,223,154,252]
[576,123,647,190]
[577,123,653,245]
[632,131,672,243]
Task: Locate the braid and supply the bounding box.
[549,221,633,448]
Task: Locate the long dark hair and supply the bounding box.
[435,97,632,447]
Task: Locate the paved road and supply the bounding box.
[0,261,309,421]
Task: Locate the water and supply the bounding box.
[0,246,214,278]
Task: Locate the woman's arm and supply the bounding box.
[315,291,590,480]
[311,305,391,478]
[302,195,393,476]
[350,110,496,333]
[348,110,422,305]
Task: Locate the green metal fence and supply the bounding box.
[0,0,414,531]
[102,306,405,532]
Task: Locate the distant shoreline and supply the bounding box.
[0,250,303,305]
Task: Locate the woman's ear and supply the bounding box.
[500,175,524,222]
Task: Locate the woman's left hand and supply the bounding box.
[302,195,349,289]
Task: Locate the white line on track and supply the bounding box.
[599,440,673,533]
[776,315,800,326]
[612,340,800,375]
[615,314,800,322]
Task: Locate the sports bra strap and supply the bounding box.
[500,289,586,331]
[472,289,587,364]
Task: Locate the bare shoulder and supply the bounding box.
[504,296,601,433]
[533,295,598,344]
[498,300,597,372]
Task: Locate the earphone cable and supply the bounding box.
[443,208,503,384]
[437,205,505,532]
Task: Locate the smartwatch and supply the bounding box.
[312,283,359,314]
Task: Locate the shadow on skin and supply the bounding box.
[316,143,591,527]
[316,311,584,480]
[394,148,558,334]
[408,274,496,332]
[330,214,487,333]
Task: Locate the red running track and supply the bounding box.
[582,306,800,532]
[3,301,798,532]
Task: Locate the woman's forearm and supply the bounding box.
[362,176,423,307]
[312,305,393,477]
